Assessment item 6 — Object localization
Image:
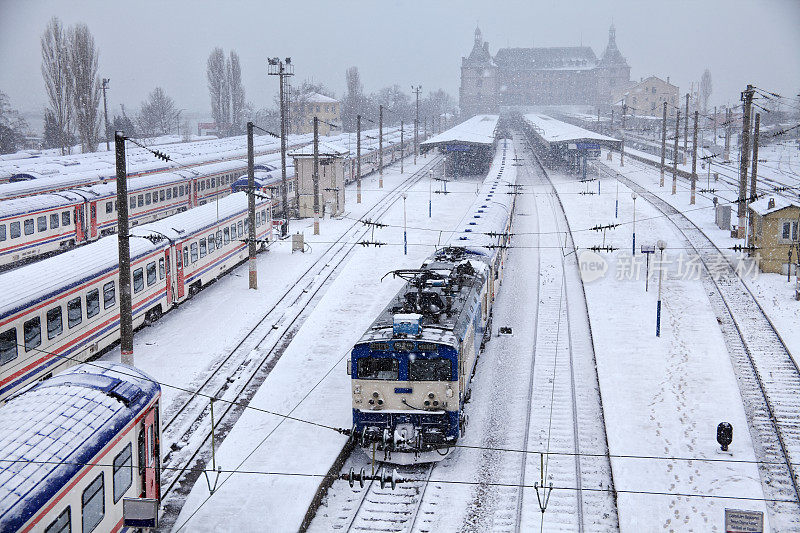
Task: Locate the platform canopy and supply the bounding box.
[420,114,499,153]
[524,113,622,151]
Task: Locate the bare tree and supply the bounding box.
[136,87,177,137]
[699,69,713,114]
[68,23,101,152]
[228,51,245,135]
[40,17,72,154]
[207,47,229,132]
[341,66,366,131]
[0,91,29,154]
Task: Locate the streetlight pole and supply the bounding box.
[656,240,667,337]
[402,193,408,255]
[101,78,110,151]
[268,57,294,237]
[615,178,619,218]
[631,192,637,255]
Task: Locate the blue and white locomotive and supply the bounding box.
[348,139,516,463]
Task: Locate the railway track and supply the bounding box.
[157,156,443,529]
[604,164,800,530]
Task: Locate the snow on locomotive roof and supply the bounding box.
[0,362,159,531]
[0,192,254,319]
[523,113,619,144]
[420,114,499,148]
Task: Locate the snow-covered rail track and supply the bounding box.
[157,156,443,529]
[607,165,800,530]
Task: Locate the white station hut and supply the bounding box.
[289,141,349,218]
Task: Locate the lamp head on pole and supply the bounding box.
[657,240,667,251]
[631,192,638,201]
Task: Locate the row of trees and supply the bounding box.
[206,48,246,136]
[41,17,102,153]
[0,92,29,154]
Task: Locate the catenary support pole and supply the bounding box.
[102,78,110,151]
[660,101,667,187]
[690,110,698,204]
[313,117,320,235]
[357,114,362,203]
[115,131,133,365]
[684,92,689,152]
[749,112,761,245]
[672,110,680,195]
[738,85,754,239]
[247,122,258,289]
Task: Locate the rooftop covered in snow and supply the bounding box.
[420,114,499,153]
[524,113,622,150]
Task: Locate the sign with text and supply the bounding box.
[446,144,471,152]
[577,142,601,150]
[725,508,763,533]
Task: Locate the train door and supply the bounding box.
[175,244,185,299]
[138,404,160,499]
[191,181,198,207]
[165,249,173,306]
[75,205,86,242]
[89,201,98,239]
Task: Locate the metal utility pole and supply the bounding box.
[713,105,717,146]
[738,85,754,239]
[268,57,294,237]
[690,110,698,204]
[313,117,320,235]
[247,122,258,289]
[724,108,731,161]
[621,103,627,129]
[356,114,362,203]
[378,105,383,188]
[684,93,689,153]
[620,137,624,167]
[412,85,422,164]
[400,120,404,174]
[672,110,680,195]
[610,108,614,130]
[115,131,133,365]
[101,78,110,151]
[749,113,761,243]
[660,102,667,187]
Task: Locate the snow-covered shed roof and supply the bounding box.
[749,195,798,216]
[494,46,598,71]
[524,114,621,149]
[420,115,498,150]
[288,141,349,158]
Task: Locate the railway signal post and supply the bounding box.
[247,121,258,289]
[115,131,134,365]
[656,240,666,337]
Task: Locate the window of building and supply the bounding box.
[84,289,99,319]
[47,307,63,339]
[67,297,82,328]
[38,216,48,232]
[50,213,60,229]
[146,261,156,286]
[0,328,18,365]
[133,267,144,293]
[24,316,42,352]
[81,473,104,533]
[103,281,115,309]
[24,219,34,235]
[62,211,71,226]
[113,444,132,503]
[782,221,798,241]
[106,201,113,214]
[44,507,70,533]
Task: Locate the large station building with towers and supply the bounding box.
[459,25,632,117]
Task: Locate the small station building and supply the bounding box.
[289,141,349,218]
[748,196,800,274]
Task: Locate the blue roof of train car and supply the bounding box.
[0,362,160,532]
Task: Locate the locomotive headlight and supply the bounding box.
[446,387,454,398]
[354,385,361,394]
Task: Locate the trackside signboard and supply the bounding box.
[725,508,763,533]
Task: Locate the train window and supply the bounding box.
[47,307,63,339]
[130,197,136,210]
[207,234,215,253]
[10,221,20,239]
[179,185,184,197]
[159,258,165,279]
[24,317,42,352]
[356,358,399,380]
[223,227,230,244]
[159,190,165,202]
[409,359,452,381]
[166,188,172,200]
[190,243,198,263]
[67,297,82,328]
[137,195,143,208]
[133,268,144,293]
[146,261,156,286]
[183,248,189,266]
[0,224,5,241]
[243,218,249,236]
[216,230,222,248]
[38,216,48,232]
[24,219,34,235]
[0,328,18,365]
[145,193,151,205]
[44,507,70,533]
[62,211,71,226]
[200,181,205,191]
[261,210,267,225]
[103,281,115,309]
[199,239,207,258]
[112,443,132,503]
[230,224,236,242]
[50,213,59,229]
[105,201,113,214]
[86,289,100,318]
[237,221,243,238]
[81,473,104,533]
[151,193,157,204]
[211,178,216,188]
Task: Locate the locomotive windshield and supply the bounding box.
[409,358,453,381]
[357,358,399,380]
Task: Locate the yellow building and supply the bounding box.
[749,196,800,274]
[292,92,340,135]
[612,76,679,118]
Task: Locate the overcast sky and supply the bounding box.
[1,0,798,121]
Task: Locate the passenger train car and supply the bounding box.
[0,362,161,532]
[0,192,271,402]
[348,138,516,463]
